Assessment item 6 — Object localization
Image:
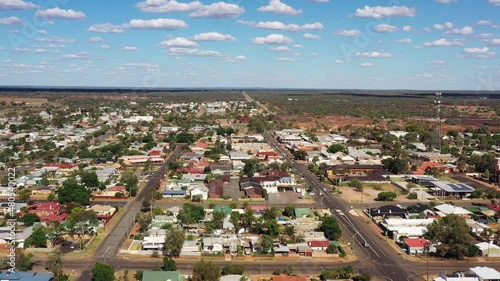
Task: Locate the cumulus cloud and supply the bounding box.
[270,46,291,52]
[88,37,104,42]
[355,5,416,18]
[359,62,374,67]
[303,33,321,39]
[355,51,392,58]
[167,47,223,57]
[62,51,89,59]
[36,36,76,43]
[423,38,463,47]
[477,20,492,26]
[402,25,413,32]
[96,44,111,49]
[123,46,139,51]
[125,18,187,30]
[136,0,244,19]
[160,37,198,47]
[434,24,444,30]
[487,0,500,6]
[192,32,235,41]
[238,20,323,32]
[88,23,126,33]
[374,24,398,33]
[463,47,494,54]
[14,48,57,54]
[251,34,292,44]
[335,60,345,64]
[0,0,38,10]
[436,0,456,3]
[35,7,86,20]
[335,29,360,37]
[277,57,295,62]
[395,38,412,44]
[258,0,302,15]
[0,16,23,25]
[444,26,473,35]
[425,60,446,65]
[487,39,500,46]
[189,2,244,19]
[38,29,47,34]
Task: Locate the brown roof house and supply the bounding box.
[208,179,224,199]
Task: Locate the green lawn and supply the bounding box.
[438,176,460,184]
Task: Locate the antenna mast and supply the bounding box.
[434,92,442,151]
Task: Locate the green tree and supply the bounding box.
[349,178,363,192]
[18,188,32,203]
[91,262,115,281]
[318,216,342,240]
[176,203,205,225]
[120,170,139,197]
[16,252,33,271]
[25,226,47,248]
[382,157,408,174]
[134,270,143,281]
[57,178,91,205]
[283,205,296,218]
[81,171,99,187]
[222,264,245,275]
[377,192,398,201]
[258,234,273,253]
[165,228,185,258]
[191,260,221,281]
[328,143,347,154]
[425,214,478,260]
[19,213,40,227]
[67,207,98,227]
[162,257,177,271]
[45,248,68,280]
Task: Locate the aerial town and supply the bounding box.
[0,88,498,281]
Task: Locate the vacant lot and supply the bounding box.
[338,183,413,203]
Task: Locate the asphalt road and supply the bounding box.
[77,144,184,281]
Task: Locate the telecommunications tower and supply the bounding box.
[434,92,442,151]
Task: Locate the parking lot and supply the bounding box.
[268,190,315,205]
[223,179,243,201]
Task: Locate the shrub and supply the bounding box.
[377,191,397,201]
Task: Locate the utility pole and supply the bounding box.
[426,245,429,281]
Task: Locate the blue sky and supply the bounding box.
[0,0,499,90]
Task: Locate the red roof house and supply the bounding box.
[208,179,224,199]
[308,240,330,251]
[40,213,68,224]
[149,150,162,156]
[29,202,61,217]
[403,238,431,255]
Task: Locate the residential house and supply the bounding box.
[202,237,224,253]
[434,272,480,281]
[368,205,406,221]
[190,186,208,200]
[29,202,62,218]
[90,204,117,226]
[381,218,435,242]
[468,266,500,281]
[0,271,53,281]
[430,181,475,199]
[475,242,500,258]
[163,190,186,198]
[308,240,330,251]
[434,204,472,217]
[142,271,184,281]
[403,237,431,255]
[142,236,165,250]
[208,179,224,199]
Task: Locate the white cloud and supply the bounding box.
[35,7,86,20]
[88,23,126,33]
[0,17,23,25]
[189,2,244,19]
[62,51,89,59]
[270,46,291,52]
[96,44,111,49]
[167,47,223,57]
[309,0,328,2]
[477,20,492,26]
[487,39,500,46]
[463,47,494,54]
[251,34,292,44]
[477,33,494,38]
[88,37,104,42]
[277,57,295,62]
[239,20,323,32]
[423,38,463,47]
[38,29,47,34]
[355,51,392,58]
[160,37,198,47]
[417,72,433,78]
[125,18,187,30]
[234,55,246,60]
[355,5,416,18]
[292,44,303,48]
[136,0,203,13]
[123,46,139,51]
[303,33,321,40]
[14,48,57,54]
[434,24,444,30]
[335,29,360,37]
[359,62,374,67]
[35,36,76,43]
[374,24,398,33]
[425,60,446,65]
[192,32,235,41]
[258,0,302,15]
[444,22,454,29]
[395,38,412,44]
[422,27,432,33]
[445,26,473,35]
[136,0,244,19]
[0,0,38,10]
[436,0,456,3]
[335,60,345,64]
[487,0,500,6]
[402,25,413,32]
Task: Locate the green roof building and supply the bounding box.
[142,271,184,281]
[294,207,311,218]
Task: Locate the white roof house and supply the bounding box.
[434,204,472,216]
[469,266,500,280]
